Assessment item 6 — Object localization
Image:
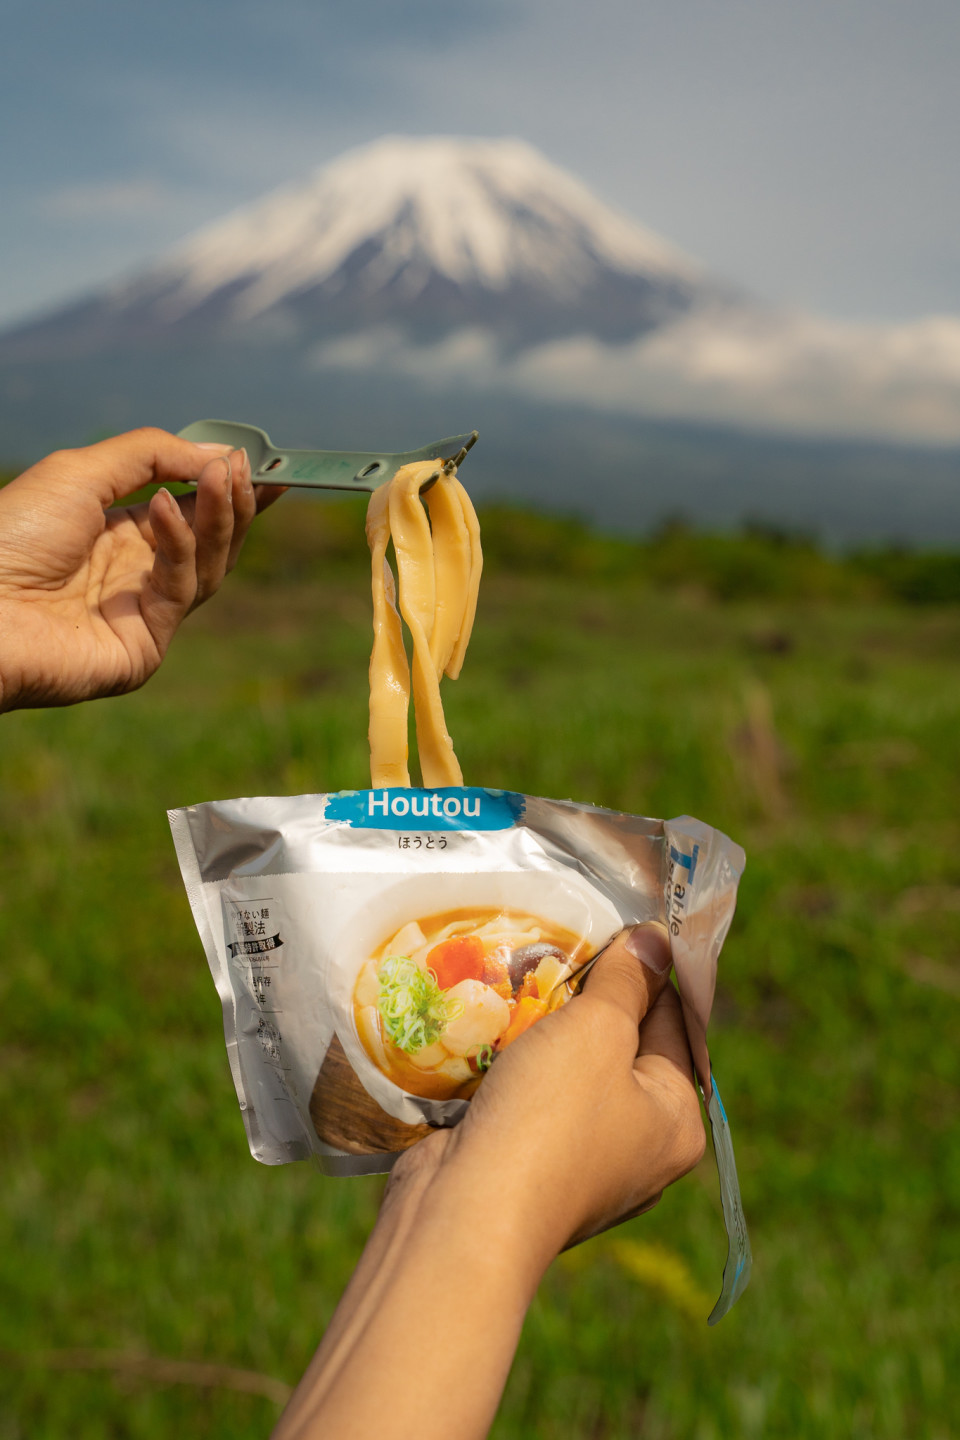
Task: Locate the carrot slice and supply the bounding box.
[498,996,548,1049]
[427,935,485,990]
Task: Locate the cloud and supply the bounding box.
[310,326,500,383]
[309,307,960,446]
[514,308,960,444]
[39,179,182,222]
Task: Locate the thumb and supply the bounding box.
[74,427,233,507]
[580,922,673,1037]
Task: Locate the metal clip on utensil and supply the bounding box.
[177,420,479,492]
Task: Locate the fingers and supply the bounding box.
[140,446,262,650]
[190,451,245,599]
[559,968,702,1248]
[161,449,254,603]
[225,455,257,572]
[634,986,706,1175]
[141,487,199,654]
[584,926,703,1188]
[89,431,280,587]
[74,426,235,506]
[635,984,696,1083]
[580,922,672,1039]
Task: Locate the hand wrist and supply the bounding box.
[390,1130,565,1295]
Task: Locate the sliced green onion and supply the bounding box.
[377,956,462,1055]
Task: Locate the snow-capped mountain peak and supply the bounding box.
[145,135,699,322]
[1,134,713,364]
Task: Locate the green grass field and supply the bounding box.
[1,499,958,1438]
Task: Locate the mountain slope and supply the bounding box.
[2,136,708,359]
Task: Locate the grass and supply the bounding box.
[1,498,958,1438]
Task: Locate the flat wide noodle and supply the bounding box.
[367,461,482,787]
[424,478,471,679]
[446,475,482,680]
[366,485,411,787]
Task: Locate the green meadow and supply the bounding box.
[1,498,958,1438]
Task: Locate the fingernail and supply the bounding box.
[156,486,184,522]
[194,442,233,453]
[235,447,253,491]
[624,924,672,974]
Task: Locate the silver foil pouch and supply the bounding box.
[169,785,750,1321]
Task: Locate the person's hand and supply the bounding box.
[0,428,283,711]
[273,925,706,1440]
[393,921,706,1253]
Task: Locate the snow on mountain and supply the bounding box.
[145,134,700,320]
[0,136,706,358]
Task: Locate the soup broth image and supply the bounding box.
[352,908,594,1101]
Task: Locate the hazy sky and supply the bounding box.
[3,0,958,331]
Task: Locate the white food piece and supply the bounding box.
[440,980,511,1056]
[355,961,380,1008]
[407,1040,449,1071]
[533,953,571,999]
[435,1054,474,1084]
[386,920,426,958]
[356,1005,389,1069]
[472,919,541,947]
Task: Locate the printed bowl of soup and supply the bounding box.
[327,870,622,1127]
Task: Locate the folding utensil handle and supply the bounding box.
[178,419,478,492]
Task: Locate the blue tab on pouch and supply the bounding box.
[324,786,525,831]
[706,1075,752,1324]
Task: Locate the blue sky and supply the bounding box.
[3,0,958,330]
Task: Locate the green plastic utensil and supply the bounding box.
[177,419,478,492]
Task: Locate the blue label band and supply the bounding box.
[669,842,700,883]
[324,787,525,832]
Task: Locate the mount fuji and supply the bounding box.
[2,136,709,359]
[2,136,959,544]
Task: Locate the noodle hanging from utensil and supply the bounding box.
[367,461,482,787]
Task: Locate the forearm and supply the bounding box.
[273,949,702,1440]
[273,1139,552,1440]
